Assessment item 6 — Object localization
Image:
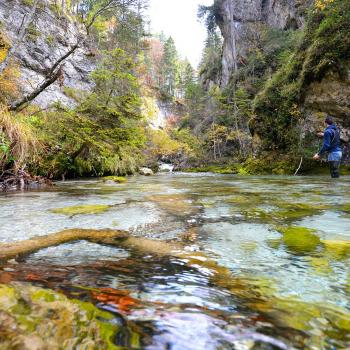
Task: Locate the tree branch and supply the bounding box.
[8,43,79,111]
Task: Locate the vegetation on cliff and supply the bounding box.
[252,0,350,153]
[175,0,350,173]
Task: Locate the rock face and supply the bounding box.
[302,66,350,162]
[215,0,310,86]
[0,0,96,108]
[304,68,350,123]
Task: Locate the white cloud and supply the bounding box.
[147,0,214,68]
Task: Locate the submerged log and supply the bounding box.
[0,229,129,261]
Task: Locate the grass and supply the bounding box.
[0,107,39,172]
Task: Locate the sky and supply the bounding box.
[147,0,214,68]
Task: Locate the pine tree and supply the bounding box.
[160,37,179,98]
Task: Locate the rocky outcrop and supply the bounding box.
[304,67,350,124]
[0,0,96,108]
[302,65,350,161]
[215,0,311,86]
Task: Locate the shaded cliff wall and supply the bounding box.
[215,0,311,86]
[0,0,96,108]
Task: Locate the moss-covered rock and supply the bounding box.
[321,239,350,260]
[102,176,128,184]
[50,204,111,216]
[0,283,138,349]
[277,226,321,254]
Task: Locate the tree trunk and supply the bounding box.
[9,43,79,111]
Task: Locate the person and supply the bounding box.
[313,116,342,178]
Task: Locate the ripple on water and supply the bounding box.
[1,175,350,349]
[25,241,130,266]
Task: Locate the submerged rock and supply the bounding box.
[102,176,128,184]
[50,204,111,216]
[0,283,136,349]
[277,226,321,254]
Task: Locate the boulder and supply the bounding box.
[139,167,154,176]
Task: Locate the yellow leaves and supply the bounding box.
[0,33,10,62]
[147,129,188,157]
[315,0,335,11]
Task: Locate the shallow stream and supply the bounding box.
[1,174,350,349]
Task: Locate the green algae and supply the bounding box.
[102,176,128,184]
[321,239,350,260]
[182,165,239,174]
[239,241,258,252]
[309,257,333,275]
[271,202,327,221]
[51,204,111,216]
[225,195,258,205]
[277,226,321,254]
[147,194,197,216]
[0,283,138,350]
[241,202,327,224]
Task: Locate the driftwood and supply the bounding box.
[0,229,184,261]
[0,229,128,261]
[0,169,51,191]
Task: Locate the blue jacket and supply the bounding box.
[319,124,342,156]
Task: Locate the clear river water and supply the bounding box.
[0,173,350,349]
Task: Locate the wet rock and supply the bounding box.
[0,283,127,349]
[139,167,154,176]
[102,176,128,184]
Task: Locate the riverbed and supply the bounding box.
[0,173,350,349]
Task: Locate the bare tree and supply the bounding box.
[0,0,40,75]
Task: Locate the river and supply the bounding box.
[0,173,350,349]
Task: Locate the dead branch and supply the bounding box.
[9,42,78,111]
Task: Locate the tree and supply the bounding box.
[160,37,179,98]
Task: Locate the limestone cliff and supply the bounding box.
[0,0,96,108]
[215,0,311,86]
[214,0,350,163]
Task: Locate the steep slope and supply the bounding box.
[0,0,96,108]
[212,0,350,166]
[215,0,311,86]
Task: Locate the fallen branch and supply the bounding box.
[0,229,182,261]
[0,229,128,260]
[0,169,51,191]
[294,157,303,176]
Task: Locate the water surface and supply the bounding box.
[1,174,350,349]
